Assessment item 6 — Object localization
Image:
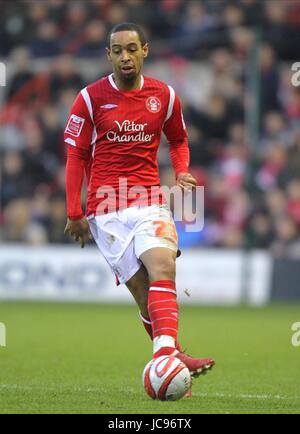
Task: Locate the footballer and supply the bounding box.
[64,23,215,395]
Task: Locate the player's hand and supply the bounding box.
[64,218,91,248]
[176,172,197,193]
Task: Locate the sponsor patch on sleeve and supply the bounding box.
[65,114,85,137]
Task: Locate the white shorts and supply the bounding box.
[87,204,178,285]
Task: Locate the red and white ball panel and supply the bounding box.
[142,356,191,401]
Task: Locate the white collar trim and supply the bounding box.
[108,74,144,91]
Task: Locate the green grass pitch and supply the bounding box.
[0,302,300,414]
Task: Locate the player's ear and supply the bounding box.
[142,43,149,59]
[106,47,112,62]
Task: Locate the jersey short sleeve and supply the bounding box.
[64,89,95,151]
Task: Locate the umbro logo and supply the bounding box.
[100,104,118,109]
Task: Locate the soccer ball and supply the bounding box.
[142,356,191,401]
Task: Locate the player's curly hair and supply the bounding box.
[107,22,147,47]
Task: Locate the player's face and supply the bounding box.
[107,31,149,82]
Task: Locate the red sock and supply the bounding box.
[147,280,179,355]
[140,312,182,351]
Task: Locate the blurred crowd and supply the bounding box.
[1,0,300,257]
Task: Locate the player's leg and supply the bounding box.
[139,246,178,356]
[89,206,214,378]
[126,264,151,334]
[125,263,182,350]
[140,246,215,377]
[126,260,191,398]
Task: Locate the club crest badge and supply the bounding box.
[146,97,161,113]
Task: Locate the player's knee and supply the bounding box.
[148,257,176,282]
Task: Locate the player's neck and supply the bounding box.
[112,73,141,91]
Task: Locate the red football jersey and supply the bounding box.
[64,74,190,218]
